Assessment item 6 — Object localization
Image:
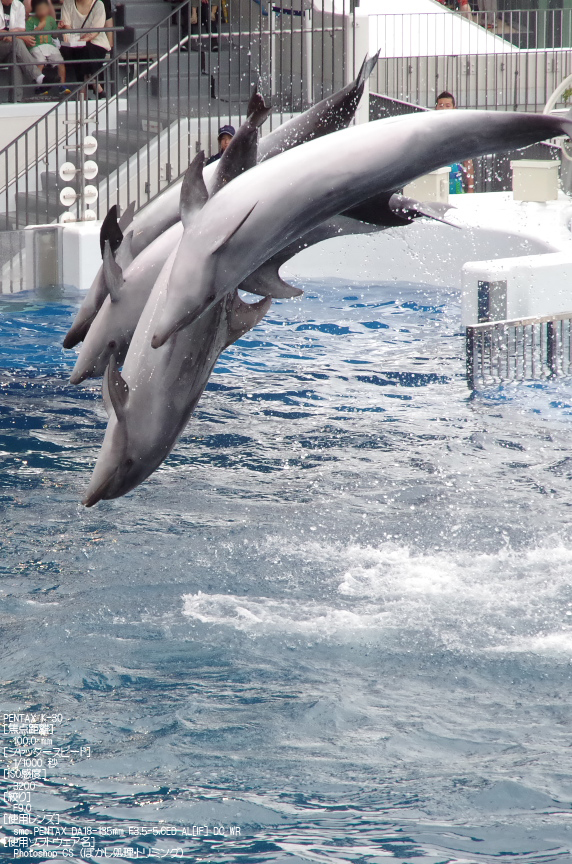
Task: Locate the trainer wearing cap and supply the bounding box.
[206,125,235,164]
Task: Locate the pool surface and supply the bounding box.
[1,280,571,863]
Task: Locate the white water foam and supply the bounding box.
[182,540,572,656]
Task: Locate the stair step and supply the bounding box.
[117,1,171,28]
[94,129,152,156]
[14,191,63,221]
[40,171,64,192]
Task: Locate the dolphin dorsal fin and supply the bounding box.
[118,200,136,232]
[102,241,124,303]
[180,151,208,229]
[100,205,123,259]
[246,90,272,129]
[225,292,271,348]
[355,51,380,91]
[116,230,134,269]
[104,355,129,422]
[239,259,303,299]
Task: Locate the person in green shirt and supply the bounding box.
[26,0,69,95]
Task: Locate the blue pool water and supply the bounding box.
[1,280,571,863]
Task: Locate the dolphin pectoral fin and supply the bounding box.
[105,355,129,422]
[226,293,272,347]
[413,200,460,227]
[63,318,92,350]
[390,194,461,229]
[118,200,136,232]
[102,241,124,303]
[239,261,303,299]
[180,151,209,229]
[100,205,123,259]
[212,203,257,255]
[102,365,112,416]
[246,90,272,129]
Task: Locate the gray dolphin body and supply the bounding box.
[82,248,270,506]
[62,58,378,351]
[69,191,454,384]
[152,109,572,347]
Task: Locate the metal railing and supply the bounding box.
[0,0,356,229]
[466,310,572,389]
[370,10,572,113]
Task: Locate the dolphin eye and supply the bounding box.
[108,340,116,349]
[125,458,134,468]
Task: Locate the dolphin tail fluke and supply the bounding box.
[239,260,303,299]
[246,90,272,129]
[180,151,209,228]
[118,200,136,232]
[226,293,272,347]
[102,241,125,302]
[100,205,123,259]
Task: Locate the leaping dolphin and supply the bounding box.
[69,191,456,384]
[82,251,271,507]
[62,56,379,351]
[151,109,572,348]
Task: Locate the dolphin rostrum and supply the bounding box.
[62,57,379,351]
[151,109,572,348]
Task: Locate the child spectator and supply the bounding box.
[26,0,70,96]
[0,0,59,100]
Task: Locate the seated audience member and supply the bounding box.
[435,90,474,193]
[0,0,59,100]
[26,0,70,96]
[59,0,110,97]
[206,124,234,164]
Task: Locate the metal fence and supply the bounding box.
[466,311,572,389]
[370,10,572,113]
[0,0,356,229]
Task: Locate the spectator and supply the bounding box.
[435,91,475,193]
[0,0,59,100]
[59,0,110,97]
[206,124,234,164]
[26,0,70,96]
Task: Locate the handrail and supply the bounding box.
[468,310,572,331]
[0,3,192,161]
[0,1,199,209]
[0,0,356,228]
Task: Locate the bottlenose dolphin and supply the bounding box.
[62,57,378,351]
[152,109,572,347]
[70,192,455,384]
[82,250,271,506]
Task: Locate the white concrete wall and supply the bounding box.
[462,252,572,325]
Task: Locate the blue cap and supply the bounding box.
[218,125,235,139]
